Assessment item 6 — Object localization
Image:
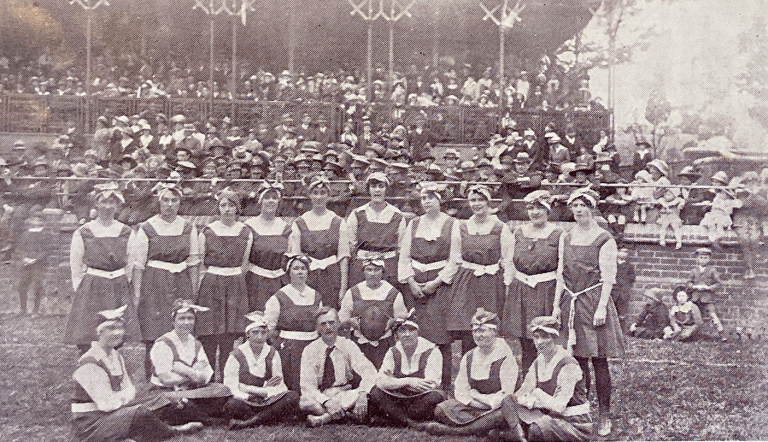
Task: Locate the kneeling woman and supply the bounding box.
[223,311,300,430]
[149,299,231,425]
[426,309,518,436]
[369,310,445,429]
[500,316,592,442]
[72,306,203,442]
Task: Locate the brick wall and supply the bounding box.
[12,215,766,339]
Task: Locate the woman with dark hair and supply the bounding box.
[447,185,512,354]
[134,184,200,379]
[288,175,350,309]
[66,182,141,353]
[244,182,291,311]
[502,190,563,375]
[264,255,322,391]
[553,187,624,437]
[397,183,460,390]
[195,188,253,377]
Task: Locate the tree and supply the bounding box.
[0,1,67,63]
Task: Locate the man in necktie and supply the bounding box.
[299,307,377,427]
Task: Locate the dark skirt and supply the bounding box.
[436,399,497,425]
[307,262,342,309]
[276,337,314,392]
[246,271,286,312]
[137,267,194,341]
[447,268,505,332]
[517,407,592,442]
[559,286,625,358]
[502,279,556,339]
[405,268,452,345]
[64,274,141,345]
[196,273,249,336]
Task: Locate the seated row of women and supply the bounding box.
[73,303,592,442]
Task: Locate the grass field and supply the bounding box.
[0,312,766,441]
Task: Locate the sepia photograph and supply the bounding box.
[0,0,766,440]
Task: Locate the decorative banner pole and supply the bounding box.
[193,0,218,110]
[349,0,383,102]
[217,0,256,115]
[480,0,525,96]
[380,0,415,97]
[70,0,109,132]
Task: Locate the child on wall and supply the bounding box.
[700,171,742,250]
[656,187,685,249]
[630,170,655,223]
[686,247,726,341]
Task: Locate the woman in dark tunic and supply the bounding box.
[447,185,511,353]
[244,183,290,311]
[397,183,460,390]
[66,182,141,353]
[264,255,322,391]
[553,187,624,437]
[134,184,200,379]
[502,189,563,374]
[195,189,253,377]
[288,176,350,309]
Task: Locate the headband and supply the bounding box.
[365,172,391,187]
[566,188,599,208]
[471,308,499,331]
[387,308,419,334]
[244,311,269,334]
[258,181,284,204]
[94,182,125,204]
[285,254,311,272]
[96,305,127,334]
[362,257,386,269]
[172,298,209,316]
[528,316,560,336]
[466,184,492,201]
[215,187,242,208]
[419,182,444,201]
[523,189,552,211]
[155,181,183,201]
[307,175,331,192]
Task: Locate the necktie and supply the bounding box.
[321,346,335,391]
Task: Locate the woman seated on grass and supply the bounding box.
[223,311,300,430]
[72,306,204,442]
[499,316,593,442]
[424,308,518,437]
[149,299,231,426]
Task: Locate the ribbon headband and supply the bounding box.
[258,181,285,204]
[172,299,209,316]
[470,308,499,330]
[285,254,311,272]
[523,189,552,211]
[244,311,269,334]
[388,308,419,333]
[94,182,125,203]
[96,305,127,334]
[466,184,492,201]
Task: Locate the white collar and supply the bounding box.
[394,337,435,358]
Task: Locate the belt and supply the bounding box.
[309,255,339,271]
[249,263,285,279]
[206,266,243,276]
[564,283,604,354]
[411,259,448,273]
[461,261,500,277]
[85,268,126,279]
[280,330,318,340]
[147,260,188,273]
[71,402,99,413]
[561,402,590,417]
[514,270,557,288]
[356,249,397,260]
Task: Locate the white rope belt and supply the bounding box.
[461,261,500,277]
[564,283,604,354]
[71,402,99,413]
[146,260,188,273]
[85,267,126,279]
[514,270,557,288]
[249,263,285,279]
[309,255,339,271]
[562,402,590,417]
[205,266,242,276]
[279,330,318,340]
[356,249,397,260]
[411,259,448,273]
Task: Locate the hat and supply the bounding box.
[12,139,26,150]
[443,148,459,159]
[115,115,130,126]
[170,114,186,124]
[366,143,387,158]
[389,162,409,172]
[548,134,561,143]
[307,174,331,191]
[695,247,712,256]
[466,184,492,201]
[528,316,560,336]
[594,152,613,163]
[514,152,532,163]
[176,160,197,171]
[56,163,73,175]
[366,171,390,186]
[476,158,492,169]
[351,155,371,167]
[569,162,593,176]
[215,187,242,209]
[523,189,553,211]
[567,187,599,207]
[642,288,664,304]
[369,157,389,170]
[471,308,499,330]
[677,166,701,179]
[646,159,669,177]
[523,129,536,137]
[244,311,268,334]
[323,160,343,172]
[84,149,98,158]
[172,298,209,316]
[636,139,651,148]
[31,157,50,169]
[387,308,419,333]
[711,171,729,185]
[459,160,476,173]
[95,305,127,334]
[94,181,125,203]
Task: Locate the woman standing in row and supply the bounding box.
[195,189,253,377]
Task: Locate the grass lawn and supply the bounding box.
[0,313,765,441]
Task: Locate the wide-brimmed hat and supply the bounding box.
[646,159,669,177]
[642,288,665,303]
[711,171,729,184]
[569,162,593,176]
[677,166,701,179]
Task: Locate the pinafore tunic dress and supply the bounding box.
[229,345,288,407]
[350,284,398,368]
[196,224,250,336]
[349,208,402,286]
[559,230,625,358]
[383,346,443,399]
[436,351,506,425]
[296,216,343,309]
[407,216,454,345]
[137,220,195,341]
[246,223,290,311]
[447,220,506,332]
[65,224,141,345]
[503,226,562,339]
[274,288,322,391]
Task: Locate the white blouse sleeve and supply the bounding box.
[438,218,461,284]
[133,227,149,271]
[500,223,514,285]
[397,220,415,283]
[287,220,302,256]
[337,218,351,260]
[598,235,618,285]
[70,229,86,291]
[187,224,201,266]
